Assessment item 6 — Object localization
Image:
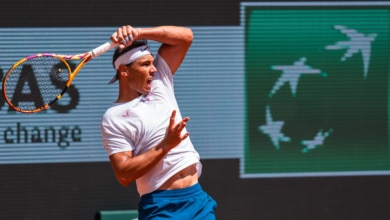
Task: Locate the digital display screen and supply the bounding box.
[0,27,245,164]
[241,2,390,177]
[1,1,390,179]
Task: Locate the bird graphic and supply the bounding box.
[301,129,333,153]
[325,25,377,79]
[269,57,323,98]
[259,105,291,150]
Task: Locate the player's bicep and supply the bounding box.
[158,43,189,75]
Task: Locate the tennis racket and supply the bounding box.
[2,40,118,113]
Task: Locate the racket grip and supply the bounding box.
[91,41,118,58]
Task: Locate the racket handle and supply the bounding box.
[91,41,118,58]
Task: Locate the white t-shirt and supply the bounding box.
[100,55,201,196]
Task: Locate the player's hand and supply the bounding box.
[111,25,140,49]
[162,110,190,151]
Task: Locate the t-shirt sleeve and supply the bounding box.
[154,55,174,89]
[100,112,135,156]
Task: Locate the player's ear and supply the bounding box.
[118,65,129,75]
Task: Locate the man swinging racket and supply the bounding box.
[100,25,217,220]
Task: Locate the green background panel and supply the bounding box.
[244,9,390,175]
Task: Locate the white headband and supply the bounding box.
[108,45,152,84]
[114,45,152,70]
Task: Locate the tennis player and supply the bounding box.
[100,25,217,219]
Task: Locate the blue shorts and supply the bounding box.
[138,183,217,220]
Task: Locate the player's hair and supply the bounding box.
[112,39,148,69]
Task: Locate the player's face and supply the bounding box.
[126,54,156,95]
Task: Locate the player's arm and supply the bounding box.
[108,110,190,186]
[112,25,193,75]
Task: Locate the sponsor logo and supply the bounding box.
[242,3,390,177]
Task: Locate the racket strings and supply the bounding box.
[4,56,69,111]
